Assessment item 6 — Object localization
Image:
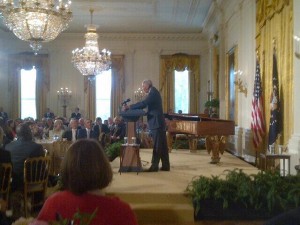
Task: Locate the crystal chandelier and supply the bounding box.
[72,9,111,81]
[0,0,72,53]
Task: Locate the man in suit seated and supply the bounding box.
[93,117,110,147]
[111,116,126,143]
[5,123,44,191]
[62,118,79,142]
[77,119,97,140]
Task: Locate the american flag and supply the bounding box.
[251,60,265,149]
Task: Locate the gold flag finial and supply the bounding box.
[273,38,277,52]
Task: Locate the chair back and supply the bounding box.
[24,157,51,186]
[0,163,12,202]
[23,156,51,217]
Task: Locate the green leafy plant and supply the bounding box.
[204,98,220,108]
[104,141,122,162]
[186,169,300,216]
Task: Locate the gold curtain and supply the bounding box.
[160,54,200,113]
[7,53,50,120]
[84,78,96,120]
[83,55,125,120]
[256,0,293,146]
[111,55,125,118]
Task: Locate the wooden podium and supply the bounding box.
[119,109,146,173]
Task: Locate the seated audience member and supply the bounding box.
[111,116,126,143]
[49,119,65,140]
[44,108,55,119]
[70,107,81,120]
[27,121,43,140]
[77,119,97,140]
[62,118,79,141]
[14,118,23,127]
[6,119,16,140]
[107,117,114,134]
[1,118,12,143]
[0,107,8,122]
[93,117,110,146]
[43,118,54,138]
[78,118,85,129]
[5,123,44,191]
[37,139,138,225]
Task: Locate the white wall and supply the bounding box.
[0,31,210,118]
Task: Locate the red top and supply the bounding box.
[37,191,138,225]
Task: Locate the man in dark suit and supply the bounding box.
[0,148,11,164]
[5,123,44,191]
[77,119,97,139]
[110,116,126,143]
[93,117,110,146]
[70,107,81,120]
[62,118,79,141]
[124,79,170,172]
[44,107,55,119]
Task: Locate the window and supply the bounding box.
[21,67,37,119]
[96,70,112,120]
[174,70,190,113]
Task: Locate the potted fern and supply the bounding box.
[204,98,219,118]
[186,169,300,220]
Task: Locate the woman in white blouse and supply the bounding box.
[49,119,64,140]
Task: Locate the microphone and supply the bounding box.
[121,98,131,106]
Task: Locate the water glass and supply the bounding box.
[124,137,128,145]
[269,145,275,154]
[278,145,285,154]
[132,137,136,144]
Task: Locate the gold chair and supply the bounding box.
[0,163,12,205]
[23,156,51,217]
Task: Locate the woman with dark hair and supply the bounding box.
[37,139,138,225]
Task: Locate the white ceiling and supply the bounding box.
[0,0,214,34]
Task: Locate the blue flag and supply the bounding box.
[268,53,281,145]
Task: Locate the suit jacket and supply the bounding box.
[5,139,44,190]
[44,112,55,119]
[0,147,11,164]
[111,123,126,140]
[93,124,110,137]
[77,128,97,140]
[70,112,81,120]
[130,86,165,130]
[62,129,78,141]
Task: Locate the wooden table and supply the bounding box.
[119,144,143,174]
[260,153,291,176]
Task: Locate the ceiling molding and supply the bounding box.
[60,32,206,41]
